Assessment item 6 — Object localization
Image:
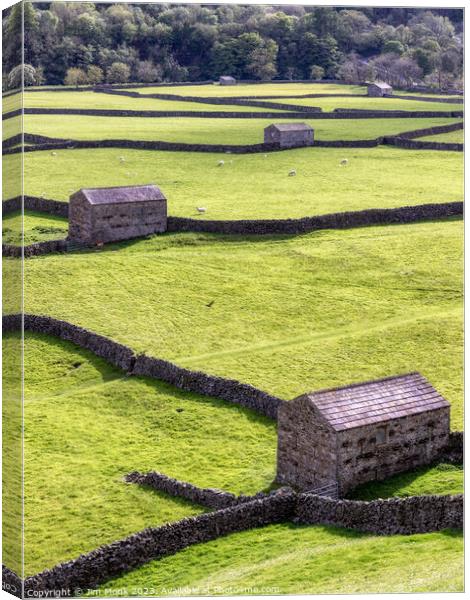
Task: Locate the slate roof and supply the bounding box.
[304,372,449,431]
[369,81,392,90]
[220,76,236,81]
[76,185,166,206]
[267,123,313,132]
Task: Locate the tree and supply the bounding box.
[310,65,325,80]
[65,67,89,86]
[383,40,405,55]
[136,60,162,83]
[87,65,104,84]
[106,62,131,84]
[246,38,278,80]
[7,64,41,89]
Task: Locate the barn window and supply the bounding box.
[376,426,388,445]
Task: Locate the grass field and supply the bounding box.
[418,129,464,143]
[128,82,367,97]
[261,95,463,112]
[4,146,461,219]
[21,114,462,144]
[3,325,462,578]
[22,91,285,113]
[12,219,463,428]
[11,330,276,574]
[92,524,463,595]
[3,81,464,593]
[2,211,68,245]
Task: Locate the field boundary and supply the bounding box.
[3,107,463,121]
[125,471,274,509]
[2,484,462,597]
[2,120,463,156]
[2,201,463,250]
[3,313,283,419]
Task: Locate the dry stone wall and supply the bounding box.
[3,314,283,419]
[167,202,463,236]
[23,490,296,597]
[125,471,276,509]
[296,493,463,535]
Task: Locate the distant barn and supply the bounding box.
[276,373,450,497]
[68,184,167,245]
[219,75,236,86]
[264,123,314,149]
[367,81,393,96]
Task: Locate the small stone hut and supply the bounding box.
[367,81,393,96]
[276,373,450,497]
[68,184,167,245]
[219,75,236,86]
[264,123,314,149]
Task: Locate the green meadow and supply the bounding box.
[128,82,367,96]
[2,81,464,593]
[2,211,68,245]
[14,219,463,428]
[4,146,461,219]
[93,525,463,595]
[262,95,463,112]
[23,90,284,113]
[418,129,464,143]
[22,114,462,144]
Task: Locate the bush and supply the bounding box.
[87,65,104,85]
[310,65,325,80]
[64,68,89,87]
[107,62,131,84]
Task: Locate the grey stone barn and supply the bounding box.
[276,373,450,497]
[367,81,393,96]
[219,75,236,85]
[264,123,314,149]
[68,184,167,245]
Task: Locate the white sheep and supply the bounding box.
[119,156,125,162]
[51,151,57,156]
[196,207,207,213]
[264,154,268,158]
[288,169,297,177]
[217,160,225,166]
[340,158,348,166]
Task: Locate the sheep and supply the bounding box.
[264,154,268,158]
[51,151,57,156]
[288,169,297,177]
[119,156,125,162]
[217,160,225,166]
[196,207,207,213]
[340,158,348,166]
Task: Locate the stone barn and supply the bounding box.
[276,373,450,497]
[219,76,236,86]
[264,123,314,149]
[68,184,167,245]
[367,81,393,96]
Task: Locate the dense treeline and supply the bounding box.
[2,3,463,89]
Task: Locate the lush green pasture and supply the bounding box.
[5,312,463,579]
[8,146,462,218]
[350,462,463,500]
[7,330,277,574]
[14,219,462,428]
[418,129,464,143]
[129,82,366,97]
[23,91,284,113]
[2,91,21,114]
[262,95,463,112]
[94,524,462,595]
[21,114,462,144]
[2,211,68,245]
[2,114,21,140]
